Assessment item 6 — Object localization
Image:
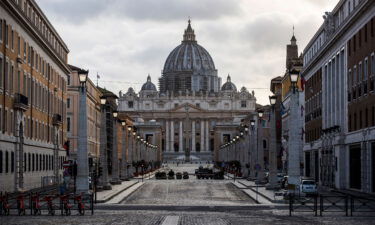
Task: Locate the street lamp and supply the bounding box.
[76,70,89,193]
[250,120,255,128]
[287,70,301,191]
[113,110,118,119]
[290,70,299,94]
[100,97,106,105]
[258,109,264,118]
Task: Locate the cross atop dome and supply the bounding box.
[227,74,231,82]
[183,19,196,43]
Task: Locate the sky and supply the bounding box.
[37,0,338,105]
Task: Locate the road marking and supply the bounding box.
[162,216,179,225]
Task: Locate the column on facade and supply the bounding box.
[170,120,174,152]
[200,120,205,152]
[166,120,169,152]
[205,120,209,152]
[179,120,183,153]
[191,120,196,152]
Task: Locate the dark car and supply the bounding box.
[155,171,167,179]
[168,170,175,179]
[196,166,214,179]
[176,172,182,179]
[183,172,189,179]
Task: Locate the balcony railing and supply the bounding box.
[13,93,29,111]
[53,114,62,126]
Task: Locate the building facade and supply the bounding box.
[119,21,257,162]
[0,0,69,192]
[302,0,375,192]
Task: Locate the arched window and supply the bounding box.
[263,140,267,149]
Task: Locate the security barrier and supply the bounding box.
[0,192,94,216]
[289,193,375,217]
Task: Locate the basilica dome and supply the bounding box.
[141,75,157,91]
[221,75,237,92]
[163,20,216,74]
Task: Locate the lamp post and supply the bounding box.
[257,109,265,182]
[249,119,255,178]
[267,95,278,189]
[99,96,111,190]
[120,121,127,180]
[287,70,301,192]
[76,70,89,193]
[111,111,121,184]
[244,126,250,178]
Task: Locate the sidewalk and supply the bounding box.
[230,178,288,204]
[133,170,158,180]
[96,180,139,203]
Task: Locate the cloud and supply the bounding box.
[35,0,337,105]
[37,0,242,24]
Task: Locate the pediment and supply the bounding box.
[170,103,205,113]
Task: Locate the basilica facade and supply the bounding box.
[118,21,257,162]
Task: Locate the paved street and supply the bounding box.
[122,180,254,205]
[2,209,375,225]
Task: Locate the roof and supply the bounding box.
[97,86,118,99]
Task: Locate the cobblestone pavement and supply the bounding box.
[2,209,375,225]
[122,180,254,205]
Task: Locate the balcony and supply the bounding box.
[53,114,62,126]
[13,93,29,111]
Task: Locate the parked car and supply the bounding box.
[168,170,175,179]
[196,166,214,179]
[155,171,167,179]
[176,172,182,179]
[183,172,189,179]
[300,179,317,195]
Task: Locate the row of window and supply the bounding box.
[305,92,322,116]
[128,101,248,110]
[0,19,67,93]
[348,18,374,56]
[304,0,363,66]
[348,78,375,102]
[305,108,322,123]
[305,125,322,143]
[348,106,375,132]
[0,56,66,117]
[0,150,66,174]
[348,54,375,87]
[0,107,63,144]
[8,0,68,62]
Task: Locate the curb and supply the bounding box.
[96,181,139,203]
